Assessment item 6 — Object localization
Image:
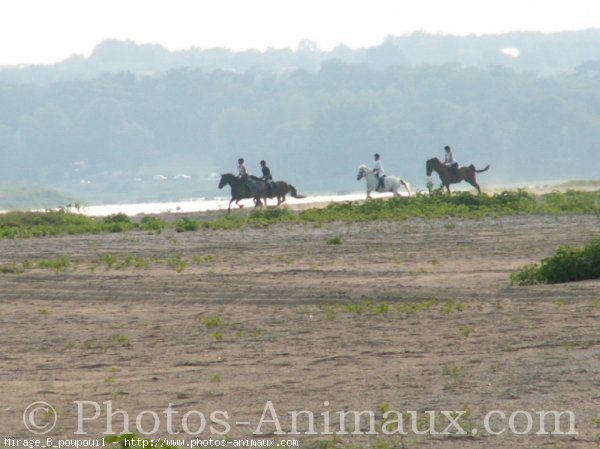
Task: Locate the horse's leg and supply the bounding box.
[465,173,481,193]
[254,195,265,207]
[467,179,481,193]
[228,199,235,213]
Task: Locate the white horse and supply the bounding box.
[356,164,411,199]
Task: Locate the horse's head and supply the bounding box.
[218,174,232,189]
[356,164,370,181]
[425,158,437,177]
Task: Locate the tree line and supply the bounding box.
[0,55,599,202]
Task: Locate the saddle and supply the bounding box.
[450,164,461,181]
[246,178,260,195]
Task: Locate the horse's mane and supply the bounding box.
[220,173,242,183]
[359,164,372,172]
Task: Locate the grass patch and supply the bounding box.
[326,235,344,245]
[343,300,391,315]
[0,262,25,274]
[37,256,71,272]
[396,299,438,314]
[203,315,225,329]
[318,298,454,320]
[113,334,131,347]
[441,300,466,314]
[139,216,167,232]
[459,325,475,337]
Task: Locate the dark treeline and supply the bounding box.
[1,33,600,203]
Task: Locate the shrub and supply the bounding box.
[175,217,199,232]
[511,237,600,284]
[103,213,131,224]
[139,216,167,231]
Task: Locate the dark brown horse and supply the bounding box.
[268,181,306,206]
[426,158,490,193]
[218,174,268,212]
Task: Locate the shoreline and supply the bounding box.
[78,180,600,217]
[1,179,598,218]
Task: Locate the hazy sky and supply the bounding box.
[1,0,599,65]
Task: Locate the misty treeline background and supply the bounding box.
[1,30,600,206]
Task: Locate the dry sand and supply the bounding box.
[1,211,600,448]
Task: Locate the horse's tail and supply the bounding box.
[470,164,490,173]
[289,185,306,199]
[401,179,411,195]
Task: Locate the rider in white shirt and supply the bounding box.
[443,145,459,175]
[373,153,385,190]
[238,158,248,179]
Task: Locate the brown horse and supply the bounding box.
[218,174,268,212]
[426,158,490,193]
[268,181,306,206]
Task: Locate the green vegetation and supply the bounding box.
[0,252,216,275]
[0,210,99,238]
[203,315,225,329]
[441,300,466,315]
[511,237,600,285]
[459,325,475,337]
[139,216,167,232]
[0,190,599,240]
[113,334,131,347]
[299,190,600,223]
[174,217,199,232]
[326,235,344,245]
[37,256,71,272]
[316,298,462,320]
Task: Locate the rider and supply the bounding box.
[237,158,248,179]
[260,160,274,197]
[237,158,251,194]
[443,145,459,176]
[373,153,385,191]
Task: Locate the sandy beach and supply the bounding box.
[1,210,600,448]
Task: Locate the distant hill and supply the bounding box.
[0,184,72,211]
[1,30,600,84]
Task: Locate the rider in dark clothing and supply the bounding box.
[260,160,274,197]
